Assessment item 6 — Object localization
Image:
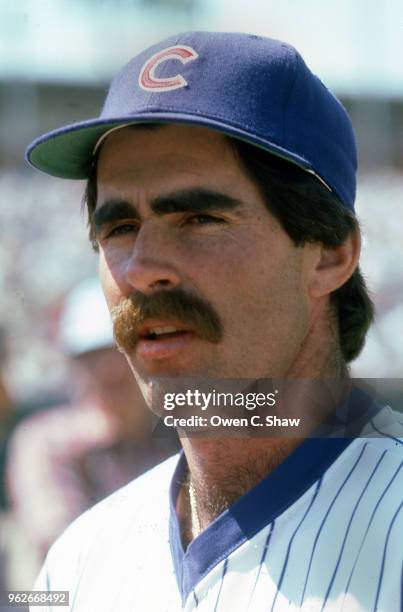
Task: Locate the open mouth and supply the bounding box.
[141,325,192,341]
[136,323,197,362]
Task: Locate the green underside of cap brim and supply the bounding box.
[27,115,320,189]
[28,121,132,179]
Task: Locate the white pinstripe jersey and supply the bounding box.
[33,396,402,612]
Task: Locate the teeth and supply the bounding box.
[149,326,179,336]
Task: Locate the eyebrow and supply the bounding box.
[93,200,139,235]
[151,189,242,215]
[93,188,243,235]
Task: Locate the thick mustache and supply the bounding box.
[111,289,223,351]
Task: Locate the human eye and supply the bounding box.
[186,213,226,225]
[104,222,138,239]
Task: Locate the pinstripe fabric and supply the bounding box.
[213,558,228,611]
[246,520,276,609]
[33,405,402,612]
[369,419,403,446]
[300,444,368,606]
[373,501,403,611]
[187,437,402,612]
[319,451,387,610]
[271,478,323,611]
[343,460,402,600]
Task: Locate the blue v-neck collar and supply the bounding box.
[168,386,381,603]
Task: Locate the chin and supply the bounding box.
[127,368,174,417]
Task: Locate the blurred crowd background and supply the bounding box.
[0,0,402,605]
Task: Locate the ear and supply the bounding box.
[308,229,361,299]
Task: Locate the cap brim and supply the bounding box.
[26,112,320,182]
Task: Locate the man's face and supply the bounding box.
[95,125,314,402]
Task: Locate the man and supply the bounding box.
[6,277,178,586]
[26,32,402,611]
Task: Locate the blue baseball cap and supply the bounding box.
[26,31,357,209]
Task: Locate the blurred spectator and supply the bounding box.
[0,327,14,508]
[0,326,68,600]
[352,302,403,378]
[4,278,179,588]
[0,326,15,599]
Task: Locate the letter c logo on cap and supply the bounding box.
[139,45,199,92]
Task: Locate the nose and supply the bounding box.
[124,222,182,295]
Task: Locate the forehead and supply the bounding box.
[98,123,233,158]
[96,124,245,194]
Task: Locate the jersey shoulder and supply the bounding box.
[360,405,403,456]
[41,452,180,585]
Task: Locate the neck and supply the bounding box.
[177,317,348,543]
[179,436,301,542]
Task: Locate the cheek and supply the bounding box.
[98,251,126,310]
[216,241,308,341]
[181,229,257,281]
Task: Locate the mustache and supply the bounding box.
[111,288,223,352]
